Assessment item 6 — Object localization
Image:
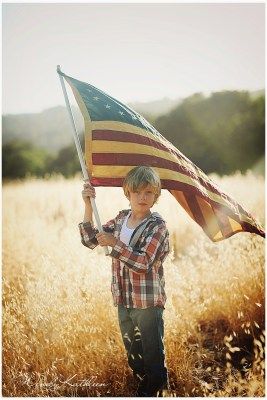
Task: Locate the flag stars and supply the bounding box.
[131,115,137,120]
[105,104,111,109]
[93,96,99,101]
[118,111,125,116]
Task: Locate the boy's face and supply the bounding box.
[128,184,157,214]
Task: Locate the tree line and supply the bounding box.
[2,90,264,180]
[155,90,264,175]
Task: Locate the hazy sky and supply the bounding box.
[2,2,265,114]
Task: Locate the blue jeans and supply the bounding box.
[118,304,168,396]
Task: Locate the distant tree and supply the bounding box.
[47,144,80,177]
[228,95,265,173]
[2,140,52,179]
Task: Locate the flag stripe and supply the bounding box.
[93,129,180,158]
[92,140,179,165]
[183,193,207,232]
[195,196,223,238]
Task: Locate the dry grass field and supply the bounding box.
[2,171,265,397]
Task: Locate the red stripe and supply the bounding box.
[93,129,175,155]
[183,193,207,232]
[241,221,265,239]
[92,153,177,171]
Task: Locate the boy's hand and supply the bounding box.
[96,232,117,247]
[82,181,96,205]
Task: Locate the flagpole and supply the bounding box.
[56,65,109,255]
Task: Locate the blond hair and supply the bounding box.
[123,166,161,205]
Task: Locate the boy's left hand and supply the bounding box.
[96,232,117,247]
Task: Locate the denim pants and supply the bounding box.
[118,304,168,396]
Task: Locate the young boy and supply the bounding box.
[79,166,170,397]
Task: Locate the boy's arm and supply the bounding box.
[79,185,117,249]
[109,223,170,274]
[78,215,117,250]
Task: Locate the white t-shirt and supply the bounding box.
[119,211,135,245]
[119,211,148,246]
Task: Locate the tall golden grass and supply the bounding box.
[2,171,265,397]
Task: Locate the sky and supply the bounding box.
[2,1,265,115]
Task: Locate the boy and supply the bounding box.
[79,166,170,397]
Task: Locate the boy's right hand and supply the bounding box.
[82,181,96,205]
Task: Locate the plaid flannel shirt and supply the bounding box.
[78,209,170,309]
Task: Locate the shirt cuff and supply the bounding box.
[78,221,98,242]
[78,221,93,228]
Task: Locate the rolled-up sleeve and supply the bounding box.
[78,216,117,250]
[109,223,170,274]
[78,222,99,249]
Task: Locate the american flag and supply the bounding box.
[61,72,265,242]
